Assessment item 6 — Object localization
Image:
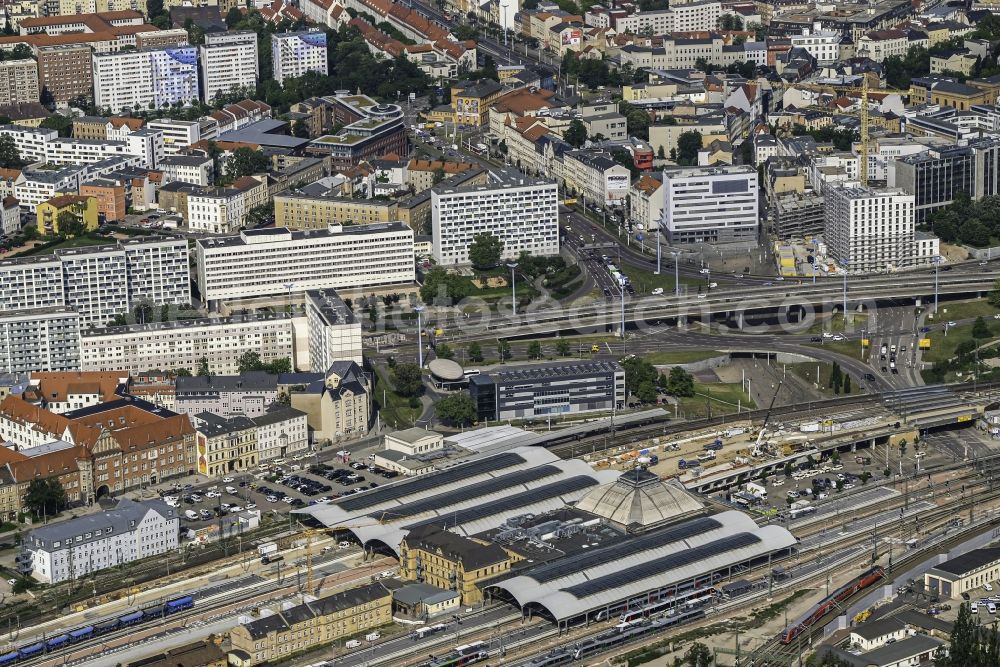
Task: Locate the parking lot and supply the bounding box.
[161,454,401,530]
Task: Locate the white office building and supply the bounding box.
[80,314,296,375]
[824,183,935,274]
[0,125,58,162]
[188,187,246,234]
[159,155,214,186]
[147,118,203,156]
[306,289,362,372]
[270,31,328,86]
[92,47,200,114]
[201,31,259,102]
[194,224,415,304]
[0,307,81,374]
[790,29,843,65]
[27,499,179,584]
[431,171,559,266]
[660,165,759,244]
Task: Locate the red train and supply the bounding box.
[780,566,885,644]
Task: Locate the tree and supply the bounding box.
[973,315,991,339]
[556,339,571,356]
[436,392,477,425]
[636,380,658,404]
[291,120,310,138]
[497,339,511,362]
[266,357,292,374]
[657,145,666,160]
[23,478,68,517]
[225,7,244,27]
[39,114,73,137]
[0,134,21,168]
[238,350,263,373]
[245,203,274,228]
[684,642,713,667]
[843,374,852,393]
[224,147,269,182]
[56,210,87,238]
[197,357,210,376]
[420,266,473,306]
[468,232,504,270]
[432,166,446,184]
[622,356,658,398]
[829,363,843,393]
[436,342,455,360]
[468,341,484,362]
[988,280,1000,308]
[527,341,543,359]
[676,131,703,165]
[784,461,793,477]
[392,363,424,397]
[664,366,696,397]
[564,119,588,148]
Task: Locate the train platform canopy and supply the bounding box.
[487,510,796,623]
[294,446,619,555]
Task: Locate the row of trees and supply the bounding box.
[926,193,1000,248]
[621,357,695,404]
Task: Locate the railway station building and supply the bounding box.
[299,451,797,629]
[924,547,1000,599]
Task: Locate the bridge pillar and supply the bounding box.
[737,312,744,331]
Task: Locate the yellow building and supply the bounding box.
[36,194,98,236]
[274,194,398,229]
[228,583,392,667]
[399,524,517,605]
[909,78,998,111]
[451,79,506,128]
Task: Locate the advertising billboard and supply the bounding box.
[606,173,630,192]
[561,29,582,46]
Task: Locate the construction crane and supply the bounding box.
[750,379,783,457]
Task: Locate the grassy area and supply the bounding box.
[803,312,869,335]
[676,381,755,419]
[808,339,865,361]
[15,234,111,256]
[373,368,422,428]
[788,362,862,394]
[925,299,1000,323]
[644,350,723,365]
[619,264,704,295]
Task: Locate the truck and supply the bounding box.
[723,428,746,438]
[678,459,692,469]
[261,553,284,565]
[745,482,767,499]
[257,542,278,558]
[799,422,820,433]
[790,499,811,511]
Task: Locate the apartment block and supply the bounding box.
[0,307,81,374]
[147,118,202,155]
[270,30,327,86]
[0,124,57,162]
[0,59,39,105]
[81,314,295,376]
[562,151,632,207]
[274,193,398,229]
[200,31,258,102]
[0,255,65,312]
[194,224,415,304]
[250,406,309,461]
[661,165,759,244]
[305,289,362,372]
[193,412,258,476]
[186,187,245,234]
[56,246,130,329]
[120,236,191,307]
[27,499,178,584]
[36,44,95,104]
[431,170,558,266]
[825,183,936,274]
[159,154,214,186]
[304,93,407,169]
[176,373,279,419]
[92,46,200,114]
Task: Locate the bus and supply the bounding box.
[563,198,577,206]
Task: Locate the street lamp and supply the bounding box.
[414,306,425,368]
[507,262,518,315]
[932,255,943,314]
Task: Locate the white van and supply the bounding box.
[366,632,381,641]
[986,583,994,592]
[345,640,361,649]
[184,510,198,520]
[972,602,979,613]
[989,602,997,614]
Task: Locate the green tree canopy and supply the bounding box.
[392,363,424,397]
[468,341,483,362]
[420,267,473,306]
[436,392,477,425]
[469,232,504,270]
[973,316,991,339]
[0,134,21,168]
[224,147,269,182]
[564,119,588,148]
[664,366,695,397]
[676,131,703,165]
[24,478,68,517]
[39,113,73,137]
[621,356,657,397]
